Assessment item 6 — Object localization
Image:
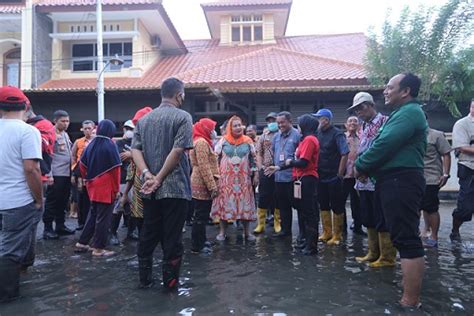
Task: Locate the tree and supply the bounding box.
[365,0,474,117]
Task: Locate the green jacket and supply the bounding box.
[355,100,427,178]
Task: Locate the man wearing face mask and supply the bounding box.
[132,77,193,290]
[110,120,135,245]
[254,112,281,234]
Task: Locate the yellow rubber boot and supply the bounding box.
[327,213,344,245]
[318,210,333,242]
[356,228,380,263]
[369,232,397,268]
[253,208,266,234]
[273,209,282,233]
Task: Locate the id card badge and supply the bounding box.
[293,180,302,199]
[279,153,285,162]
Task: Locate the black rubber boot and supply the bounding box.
[0,257,20,303]
[162,256,182,290]
[138,256,154,289]
[191,220,206,252]
[55,223,75,236]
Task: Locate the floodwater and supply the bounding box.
[0,201,472,315]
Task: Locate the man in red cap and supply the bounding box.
[0,86,43,303]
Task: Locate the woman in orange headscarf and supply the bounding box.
[211,116,258,241]
[190,118,220,253]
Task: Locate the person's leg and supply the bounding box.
[0,203,36,302]
[78,202,97,246]
[425,212,440,242]
[160,199,187,289]
[300,176,318,255]
[379,171,425,305]
[451,172,474,239]
[348,180,364,235]
[274,182,292,237]
[110,200,123,245]
[356,191,379,262]
[21,203,43,270]
[255,171,270,234]
[137,198,161,288]
[90,202,114,252]
[318,181,332,241]
[191,199,212,252]
[43,181,59,239]
[327,177,345,246]
[55,177,73,234]
[77,186,91,230]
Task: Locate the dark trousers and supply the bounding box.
[43,176,71,226]
[376,169,425,259]
[78,187,91,226]
[318,177,345,214]
[191,199,212,251]
[342,178,361,227]
[453,164,474,222]
[294,176,319,237]
[78,202,114,249]
[137,198,187,261]
[359,190,388,232]
[275,182,294,234]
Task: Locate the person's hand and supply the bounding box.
[252,173,260,187]
[120,193,129,207]
[285,159,292,166]
[47,176,54,186]
[34,199,43,210]
[354,166,368,183]
[210,189,219,199]
[140,174,162,194]
[71,176,76,185]
[264,166,280,177]
[120,150,132,162]
[438,175,449,188]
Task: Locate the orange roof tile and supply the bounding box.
[34,0,160,6]
[35,33,370,92]
[201,0,292,7]
[0,4,24,13]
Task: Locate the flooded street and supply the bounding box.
[0,201,472,315]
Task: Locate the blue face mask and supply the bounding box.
[267,122,278,132]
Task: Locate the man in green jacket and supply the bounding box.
[355,73,427,308]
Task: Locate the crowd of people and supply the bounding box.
[0,74,473,309]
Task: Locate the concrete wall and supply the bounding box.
[32,12,52,88]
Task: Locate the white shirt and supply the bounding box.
[0,119,42,210]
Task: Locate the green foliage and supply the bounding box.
[365,0,474,117]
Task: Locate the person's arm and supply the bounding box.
[338,154,348,178]
[438,153,451,188]
[451,120,474,155]
[24,159,43,209]
[255,136,264,170]
[336,133,349,178]
[71,141,78,166]
[458,146,474,155]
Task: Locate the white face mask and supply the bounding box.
[210,130,218,140]
[124,130,134,139]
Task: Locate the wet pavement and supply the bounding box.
[0,201,472,315]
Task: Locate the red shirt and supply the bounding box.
[293,135,319,179]
[80,164,120,203]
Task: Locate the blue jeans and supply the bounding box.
[0,202,38,263]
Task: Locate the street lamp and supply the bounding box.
[96,54,124,122]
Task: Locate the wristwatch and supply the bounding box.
[140,168,150,181]
[443,174,450,179]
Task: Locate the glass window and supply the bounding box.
[110,25,113,31]
[231,16,241,22]
[83,25,87,32]
[72,42,132,72]
[242,15,252,22]
[103,25,106,31]
[70,26,74,32]
[243,26,251,41]
[6,63,20,87]
[254,15,263,21]
[72,44,94,71]
[76,26,81,32]
[232,26,240,42]
[90,25,94,32]
[116,24,120,31]
[254,26,263,41]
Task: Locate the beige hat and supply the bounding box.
[347,92,374,111]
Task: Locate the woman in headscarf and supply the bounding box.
[120,107,153,240]
[266,114,320,255]
[211,115,258,241]
[190,118,220,253]
[75,119,121,257]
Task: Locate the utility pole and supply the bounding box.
[96,0,104,122]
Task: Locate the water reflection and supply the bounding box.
[0,203,472,315]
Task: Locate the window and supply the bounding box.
[242,26,251,41]
[230,14,264,43]
[116,24,120,31]
[232,27,240,42]
[254,26,263,41]
[72,42,133,72]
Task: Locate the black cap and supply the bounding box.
[265,112,278,121]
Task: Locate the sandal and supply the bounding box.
[74,243,90,253]
[92,249,116,257]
